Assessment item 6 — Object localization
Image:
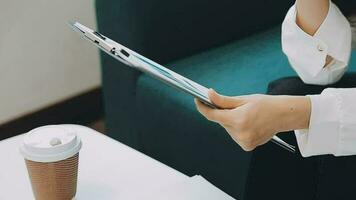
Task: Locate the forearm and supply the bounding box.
[272,96,311,132]
[296,0,329,35]
[296,0,334,68]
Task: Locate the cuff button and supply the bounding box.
[317,44,325,52]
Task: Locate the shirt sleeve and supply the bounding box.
[295,88,356,157]
[281,1,352,85]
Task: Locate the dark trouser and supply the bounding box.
[244,73,356,200]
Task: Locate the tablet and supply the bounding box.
[69,22,216,108]
[69,22,295,153]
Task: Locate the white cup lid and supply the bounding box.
[20,125,82,163]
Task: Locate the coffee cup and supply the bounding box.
[20,125,82,200]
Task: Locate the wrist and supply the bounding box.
[273,96,311,132]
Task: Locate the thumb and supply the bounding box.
[209,89,245,109]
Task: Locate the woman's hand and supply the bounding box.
[195,89,311,151]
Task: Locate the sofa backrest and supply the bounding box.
[334,0,356,16]
[96,0,295,64]
[96,0,354,64]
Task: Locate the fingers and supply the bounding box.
[195,99,232,124]
[195,97,261,152]
[208,89,245,109]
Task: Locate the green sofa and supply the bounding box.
[96,1,355,199]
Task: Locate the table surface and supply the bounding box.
[0,125,189,199]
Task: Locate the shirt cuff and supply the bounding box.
[295,91,341,157]
[281,1,351,82]
[314,2,352,64]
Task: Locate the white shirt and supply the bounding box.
[282,1,356,157]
